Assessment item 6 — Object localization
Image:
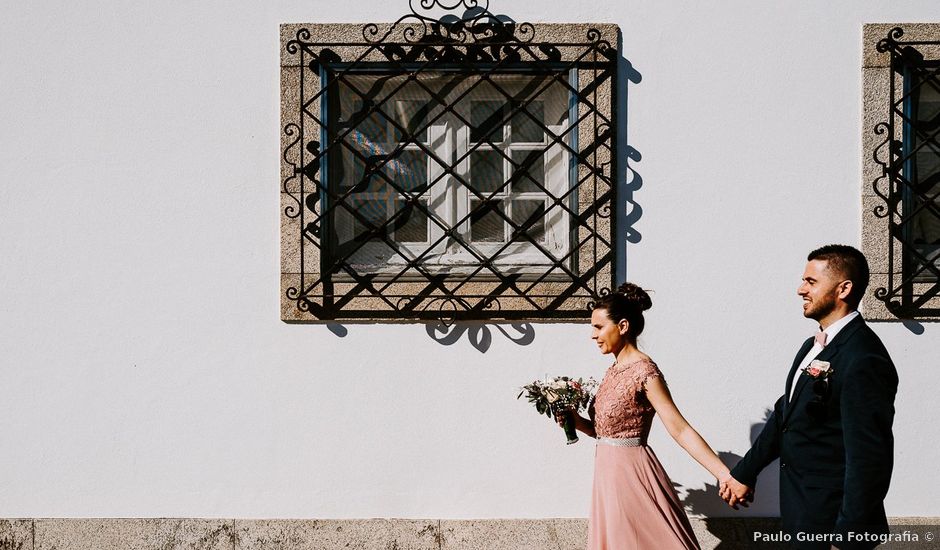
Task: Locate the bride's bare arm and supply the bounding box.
[644,376,731,483]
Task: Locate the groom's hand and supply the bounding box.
[719,476,753,509]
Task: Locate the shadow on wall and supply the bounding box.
[323,321,536,353]
[678,409,782,547]
[902,319,926,334]
[616,46,644,286]
[324,321,535,352]
[425,322,535,352]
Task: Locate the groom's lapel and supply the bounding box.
[815,315,863,362]
[782,316,865,424]
[783,337,815,422]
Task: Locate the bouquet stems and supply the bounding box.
[559,408,579,445]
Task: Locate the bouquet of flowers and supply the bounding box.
[517,376,598,444]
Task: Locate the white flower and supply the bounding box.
[804,360,832,378]
[809,360,830,373]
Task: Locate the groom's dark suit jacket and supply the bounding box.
[731,315,897,550]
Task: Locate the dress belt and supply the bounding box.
[597,436,645,447]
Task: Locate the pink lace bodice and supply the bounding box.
[591,359,664,440]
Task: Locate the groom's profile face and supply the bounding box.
[798,259,841,322]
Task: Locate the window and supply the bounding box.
[280,10,620,323]
[905,65,940,282]
[863,24,940,319]
[327,71,574,277]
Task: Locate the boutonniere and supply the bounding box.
[802,360,833,379]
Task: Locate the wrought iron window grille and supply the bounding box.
[872,27,940,317]
[281,1,620,323]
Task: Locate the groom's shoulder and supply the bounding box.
[854,317,887,345]
[841,318,894,363]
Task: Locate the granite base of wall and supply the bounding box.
[2,518,938,550]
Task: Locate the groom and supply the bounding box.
[721,245,897,549]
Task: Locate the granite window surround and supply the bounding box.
[280,19,620,323]
[862,23,940,321]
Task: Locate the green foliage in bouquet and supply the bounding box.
[518,376,598,444]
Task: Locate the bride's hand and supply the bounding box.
[719,476,753,509]
[554,407,575,427]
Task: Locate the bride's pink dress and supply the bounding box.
[587,359,700,550]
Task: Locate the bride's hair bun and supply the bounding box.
[592,281,653,342]
[616,282,652,312]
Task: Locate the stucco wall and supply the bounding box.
[0,0,937,520]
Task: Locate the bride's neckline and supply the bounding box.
[611,357,653,368]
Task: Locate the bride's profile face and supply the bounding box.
[591,308,627,355]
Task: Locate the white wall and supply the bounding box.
[0,0,936,519]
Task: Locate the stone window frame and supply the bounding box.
[279,14,620,324]
[862,23,940,321]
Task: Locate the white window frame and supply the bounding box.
[330,70,575,278]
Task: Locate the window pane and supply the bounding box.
[911,149,940,281]
[470,150,504,193]
[911,75,940,282]
[387,149,428,193]
[393,100,430,143]
[471,101,506,143]
[340,96,395,193]
[338,198,388,243]
[340,143,392,193]
[470,199,505,242]
[393,199,428,243]
[912,148,940,243]
[511,100,544,143]
[511,200,546,243]
[341,95,392,145]
[511,149,545,193]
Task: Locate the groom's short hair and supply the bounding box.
[807,244,870,308]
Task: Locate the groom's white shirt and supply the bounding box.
[788,310,860,401]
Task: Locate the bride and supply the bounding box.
[561,283,735,549]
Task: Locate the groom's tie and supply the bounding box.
[814,331,828,348]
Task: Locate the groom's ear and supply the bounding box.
[837,280,853,302]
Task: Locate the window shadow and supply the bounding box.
[902,319,926,334]
[425,321,536,352]
[319,320,534,351]
[615,42,644,283]
[326,322,348,337]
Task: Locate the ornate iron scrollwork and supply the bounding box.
[871,27,940,316]
[281,2,619,322]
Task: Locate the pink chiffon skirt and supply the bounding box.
[588,444,700,550]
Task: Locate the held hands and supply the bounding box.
[718,475,754,510]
